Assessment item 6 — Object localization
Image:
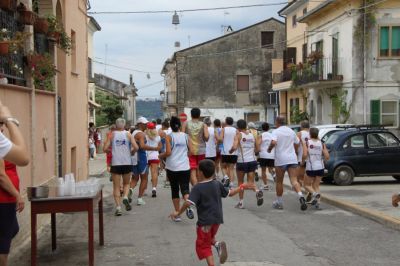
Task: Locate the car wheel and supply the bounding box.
[393,175,400,182]
[333,165,354,186]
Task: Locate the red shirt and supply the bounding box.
[0,161,20,203]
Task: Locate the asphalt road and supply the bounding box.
[9,176,400,266]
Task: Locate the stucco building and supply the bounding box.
[88,16,101,124]
[162,18,285,123]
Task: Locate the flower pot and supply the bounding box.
[47,31,60,43]
[34,18,49,34]
[0,0,17,11]
[0,41,10,55]
[19,10,36,25]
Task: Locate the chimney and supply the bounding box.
[129,74,133,85]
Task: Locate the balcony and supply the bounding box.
[292,57,343,89]
[272,68,292,91]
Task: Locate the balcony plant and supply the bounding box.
[34,17,49,34]
[307,51,323,64]
[0,28,10,55]
[0,0,17,12]
[9,31,31,54]
[46,15,71,54]
[17,3,36,25]
[27,52,56,91]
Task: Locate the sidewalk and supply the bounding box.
[89,153,107,177]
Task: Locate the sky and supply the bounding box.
[89,0,284,99]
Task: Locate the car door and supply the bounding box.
[366,132,400,174]
[340,133,368,175]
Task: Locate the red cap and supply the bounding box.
[147,122,156,129]
[179,113,187,122]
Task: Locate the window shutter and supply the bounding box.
[370,100,381,125]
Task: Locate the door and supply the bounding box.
[332,34,339,77]
[57,96,63,177]
[340,134,368,175]
[246,113,260,122]
[366,132,400,174]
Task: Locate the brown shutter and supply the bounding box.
[237,75,249,91]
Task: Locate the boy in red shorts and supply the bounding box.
[170,159,256,265]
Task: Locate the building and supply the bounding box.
[162,18,285,123]
[87,16,101,124]
[0,0,90,255]
[272,0,320,123]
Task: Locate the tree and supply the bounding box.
[95,90,124,126]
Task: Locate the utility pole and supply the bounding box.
[363,0,367,124]
[104,44,108,75]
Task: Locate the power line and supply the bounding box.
[93,60,160,74]
[137,80,164,90]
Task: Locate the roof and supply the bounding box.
[278,0,307,16]
[175,17,284,55]
[88,16,101,31]
[297,0,335,23]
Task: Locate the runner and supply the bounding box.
[170,159,258,266]
[145,122,162,198]
[213,119,224,179]
[302,127,329,210]
[103,118,138,216]
[159,116,194,222]
[218,117,237,186]
[159,120,169,187]
[229,119,263,209]
[247,122,259,181]
[129,117,160,206]
[297,120,310,190]
[257,122,276,190]
[204,118,217,162]
[182,108,209,185]
[155,118,162,131]
[267,116,307,211]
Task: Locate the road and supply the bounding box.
[10,175,400,266]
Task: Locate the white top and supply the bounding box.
[97,133,102,141]
[297,130,310,162]
[305,139,324,171]
[165,132,190,171]
[0,132,12,159]
[111,130,132,166]
[146,135,161,161]
[259,132,275,160]
[237,131,257,163]
[206,127,217,158]
[156,124,162,131]
[271,126,300,166]
[222,126,238,155]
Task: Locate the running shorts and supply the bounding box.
[236,161,258,173]
[110,165,132,175]
[0,203,19,254]
[196,224,220,260]
[189,154,206,169]
[258,158,274,168]
[221,155,238,164]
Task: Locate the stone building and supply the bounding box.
[162,18,285,123]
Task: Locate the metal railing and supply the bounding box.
[272,68,292,84]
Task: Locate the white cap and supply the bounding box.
[137,117,149,124]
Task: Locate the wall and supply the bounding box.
[183,106,266,123]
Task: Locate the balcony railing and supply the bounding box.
[293,57,343,87]
[166,91,177,105]
[272,68,292,84]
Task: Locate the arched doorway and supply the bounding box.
[317,95,322,124]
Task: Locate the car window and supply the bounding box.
[367,133,400,148]
[343,134,364,149]
[325,134,340,145]
[321,130,340,143]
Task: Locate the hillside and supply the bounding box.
[136,99,163,120]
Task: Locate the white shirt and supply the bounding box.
[259,132,275,160]
[222,126,238,155]
[237,131,256,163]
[146,135,161,161]
[111,130,132,166]
[206,127,217,158]
[156,125,162,131]
[0,132,12,159]
[305,139,324,171]
[165,132,190,171]
[297,130,310,162]
[271,126,300,166]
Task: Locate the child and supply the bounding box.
[170,159,257,265]
[145,122,162,198]
[89,134,95,160]
[302,127,329,209]
[392,193,400,207]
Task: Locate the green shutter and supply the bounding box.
[370,100,380,125]
[392,26,400,55]
[380,27,389,56]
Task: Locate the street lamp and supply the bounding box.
[172,11,180,28]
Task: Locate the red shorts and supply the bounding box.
[196,224,220,260]
[148,159,160,165]
[189,154,206,169]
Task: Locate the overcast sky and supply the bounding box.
[90,1,284,98]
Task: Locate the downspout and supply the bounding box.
[363,0,367,124]
[278,11,287,121]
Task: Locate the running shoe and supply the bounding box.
[234,201,244,209]
[215,241,228,264]
[128,188,134,203]
[255,172,259,182]
[186,206,195,219]
[173,216,182,222]
[272,200,283,210]
[115,207,122,216]
[299,196,308,211]
[221,176,230,188]
[311,193,321,206]
[152,189,157,198]
[137,198,146,206]
[256,190,264,206]
[313,203,322,210]
[261,185,270,191]
[306,192,312,203]
[122,197,132,211]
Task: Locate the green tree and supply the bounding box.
[95,90,124,126]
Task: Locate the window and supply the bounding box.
[261,31,274,48]
[343,135,364,149]
[237,75,249,91]
[71,30,76,73]
[370,100,399,127]
[290,98,300,108]
[303,8,307,15]
[379,25,400,57]
[292,15,297,27]
[367,133,400,148]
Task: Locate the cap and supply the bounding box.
[137,117,149,124]
[179,113,187,122]
[147,122,156,129]
[248,122,256,129]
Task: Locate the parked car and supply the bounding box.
[315,124,352,142]
[323,126,400,185]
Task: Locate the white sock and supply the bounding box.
[277,197,283,203]
[297,192,304,198]
[152,187,156,191]
[239,199,243,204]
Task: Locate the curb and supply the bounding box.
[276,178,400,231]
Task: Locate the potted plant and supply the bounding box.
[0,28,10,55]
[46,15,61,42]
[9,31,31,54]
[58,30,71,54]
[34,17,49,34]
[0,0,17,12]
[28,53,56,91]
[17,3,36,25]
[307,51,324,64]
